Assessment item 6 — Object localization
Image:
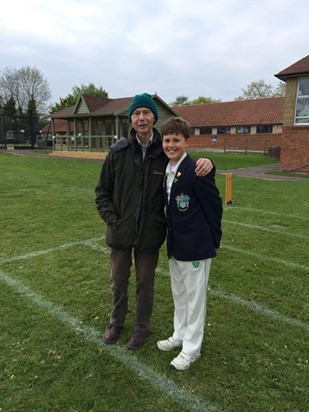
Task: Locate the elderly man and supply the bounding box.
[95,93,213,349]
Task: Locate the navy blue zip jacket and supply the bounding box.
[164,155,222,261]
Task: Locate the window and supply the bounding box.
[121,118,129,137]
[295,77,309,124]
[199,127,212,134]
[256,125,273,133]
[97,121,104,135]
[105,119,113,135]
[76,120,89,135]
[236,126,251,134]
[217,127,230,134]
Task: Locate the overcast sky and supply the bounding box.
[1,0,308,108]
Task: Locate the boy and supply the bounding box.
[157,117,222,370]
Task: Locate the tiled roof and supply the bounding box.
[51,106,74,117]
[41,118,67,133]
[91,97,133,115]
[174,97,284,127]
[51,95,134,118]
[82,95,112,112]
[275,55,309,80]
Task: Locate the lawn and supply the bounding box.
[0,151,308,412]
[188,150,277,169]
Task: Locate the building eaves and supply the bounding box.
[275,55,309,80]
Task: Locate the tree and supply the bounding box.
[27,95,41,145]
[0,66,51,113]
[272,81,286,97]
[235,80,286,100]
[170,95,221,106]
[50,83,108,112]
[72,83,108,98]
[169,95,189,106]
[3,95,17,117]
[189,96,221,104]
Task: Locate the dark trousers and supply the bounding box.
[109,248,159,331]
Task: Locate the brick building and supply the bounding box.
[275,55,309,173]
[174,98,284,153]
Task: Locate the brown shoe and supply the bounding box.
[127,329,150,350]
[102,324,122,344]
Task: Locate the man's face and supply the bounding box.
[131,107,155,138]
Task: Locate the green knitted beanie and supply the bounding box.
[128,93,158,123]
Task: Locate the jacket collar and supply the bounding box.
[129,127,162,158]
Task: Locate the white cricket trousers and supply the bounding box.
[169,257,211,357]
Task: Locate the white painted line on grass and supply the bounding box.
[83,239,108,253]
[155,267,309,332]
[2,238,308,332]
[0,269,219,412]
[209,288,309,332]
[224,206,309,222]
[0,237,104,266]
[222,244,309,272]
[2,237,307,275]
[223,219,309,240]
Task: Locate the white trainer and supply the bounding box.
[170,351,201,371]
[156,337,182,351]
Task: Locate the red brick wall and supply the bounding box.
[280,126,309,173]
[188,133,282,151]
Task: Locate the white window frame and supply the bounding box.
[295,77,309,125]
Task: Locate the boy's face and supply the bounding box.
[162,133,188,165]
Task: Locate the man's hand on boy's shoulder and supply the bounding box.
[195,158,214,176]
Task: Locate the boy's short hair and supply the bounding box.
[161,116,191,139]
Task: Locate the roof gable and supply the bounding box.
[73,95,112,114]
[75,96,89,114]
[275,55,309,80]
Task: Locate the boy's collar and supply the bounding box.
[166,152,187,173]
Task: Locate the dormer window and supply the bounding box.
[295,77,309,124]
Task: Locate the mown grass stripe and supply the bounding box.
[0,269,220,412]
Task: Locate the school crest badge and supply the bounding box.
[175,193,190,211]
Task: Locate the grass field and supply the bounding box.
[0,151,308,412]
